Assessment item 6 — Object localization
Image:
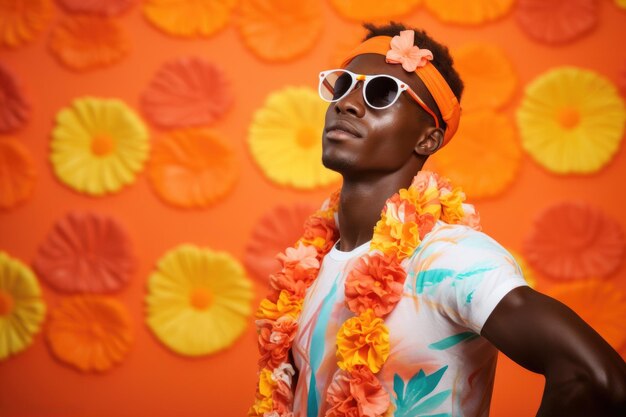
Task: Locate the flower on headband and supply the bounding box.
[386,30,433,72]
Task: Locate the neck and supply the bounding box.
[337,166,423,252]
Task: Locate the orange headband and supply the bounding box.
[341,36,461,147]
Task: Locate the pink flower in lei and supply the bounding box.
[385,30,433,72]
[250,171,480,417]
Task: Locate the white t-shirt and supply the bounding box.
[292,221,528,417]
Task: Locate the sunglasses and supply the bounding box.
[318,69,439,128]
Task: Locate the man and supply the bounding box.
[251,22,626,417]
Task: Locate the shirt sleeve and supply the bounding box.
[408,224,529,334]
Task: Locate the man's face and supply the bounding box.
[321,53,436,177]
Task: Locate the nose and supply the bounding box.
[334,81,366,118]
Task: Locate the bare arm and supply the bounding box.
[481,286,626,417]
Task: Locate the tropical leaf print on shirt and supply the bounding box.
[393,365,452,417]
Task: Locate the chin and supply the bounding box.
[322,150,356,176]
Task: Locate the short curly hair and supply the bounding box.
[363,22,464,102]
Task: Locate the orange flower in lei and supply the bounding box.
[250,171,479,417]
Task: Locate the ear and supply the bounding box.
[414,127,444,156]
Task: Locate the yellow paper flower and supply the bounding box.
[336,309,390,373]
[256,290,302,320]
[371,211,420,260]
[452,43,517,111]
[248,87,340,189]
[508,250,537,289]
[517,67,626,174]
[617,0,626,9]
[0,251,46,360]
[146,244,253,356]
[433,111,521,198]
[425,0,514,25]
[249,368,275,416]
[51,97,150,195]
[143,0,235,37]
[0,0,52,48]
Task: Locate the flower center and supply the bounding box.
[89,323,106,339]
[557,107,581,130]
[91,133,115,156]
[296,126,318,149]
[0,291,15,316]
[190,287,213,310]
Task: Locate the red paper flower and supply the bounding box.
[140,57,233,129]
[244,203,317,284]
[523,202,625,281]
[0,137,36,209]
[33,212,135,293]
[0,64,30,133]
[257,315,298,370]
[345,253,406,317]
[516,0,598,45]
[326,367,391,417]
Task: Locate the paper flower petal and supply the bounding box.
[425,0,514,25]
[617,0,626,10]
[517,67,626,174]
[432,111,521,199]
[0,64,30,133]
[248,87,341,189]
[0,251,46,361]
[49,16,130,71]
[237,0,322,62]
[51,97,150,196]
[523,202,625,281]
[0,137,36,210]
[244,203,317,284]
[147,129,238,208]
[56,0,135,16]
[46,296,133,372]
[33,212,135,294]
[452,43,517,111]
[143,0,235,37]
[547,280,626,350]
[146,245,253,356]
[516,0,598,45]
[140,58,233,129]
[0,0,52,48]
[329,0,421,21]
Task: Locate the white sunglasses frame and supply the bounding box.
[318,69,439,127]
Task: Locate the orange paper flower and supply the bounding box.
[329,0,421,22]
[326,367,391,417]
[0,64,30,133]
[516,0,598,45]
[57,0,135,16]
[244,203,317,284]
[49,16,130,71]
[257,315,298,370]
[237,0,322,62]
[425,0,514,25]
[298,214,340,256]
[46,296,133,372]
[432,111,521,199]
[0,0,52,48]
[336,309,390,373]
[371,204,422,260]
[140,57,233,129]
[0,137,36,210]
[452,43,517,111]
[33,212,135,293]
[147,129,238,208]
[345,254,406,317]
[523,202,625,281]
[547,280,626,350]
[143,0,235,37]
[386,30,433,72]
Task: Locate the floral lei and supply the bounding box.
[249,171,481,417]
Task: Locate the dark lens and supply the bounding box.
[332,72,352,100]
[365,76,398,108]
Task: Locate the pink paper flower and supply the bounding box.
[385,30,433,72]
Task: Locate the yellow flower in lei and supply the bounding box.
[336,309,390,373]
[249,368,275,415]
[440,187,467,224]
[256,289,303,320]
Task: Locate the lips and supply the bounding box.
[325,119,363,139]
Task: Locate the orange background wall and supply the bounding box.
[1,1,625,417]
